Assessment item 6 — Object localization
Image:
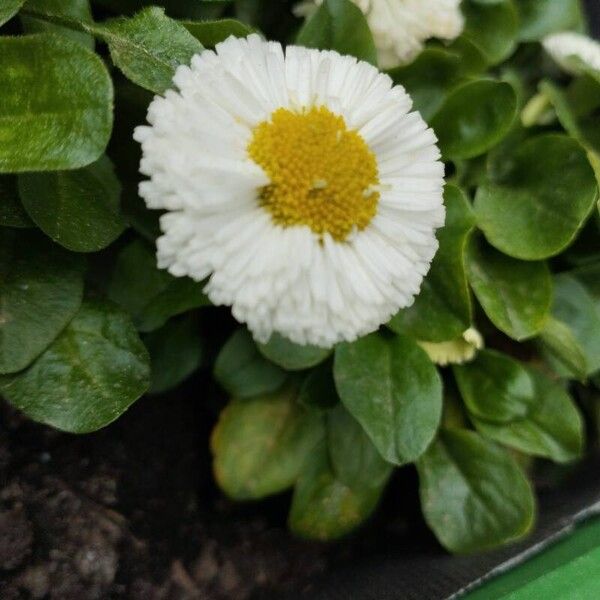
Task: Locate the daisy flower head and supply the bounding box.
[134,35,445,348]
[296,0,465,69]
[543,32,600,77]
[418,328,484,367]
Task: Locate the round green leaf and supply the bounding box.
[0,0,25,26]
[466,238,552,340]
[0,33,113,172]
[144,314,205,395]
[327,405,392,490]
[538,317,588,380]
[0,299,150,433]
[454,349,535,423]
[18,156,125,253]
[257,333,331,371]
[289,440,385,541]
[462,0,519,65]
[472,369,584,463]
[475,135,598,260]
[0,230,84,374]
[431,79,517,160]
[295,0,377,66]
[182,18,254,47]
[388,185,475,342]
[214,328,287,398]
[211,385,324,500]
[92,7,204,94]
[516,0,584,42]
[388,48,462,121]
[334,332,442,465]
[107,239,209,332]
[417,429,535,554]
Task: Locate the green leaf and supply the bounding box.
[539,317,588,380]
[211,384,324,499]
[0,230,84,374]
[0,34,113,172]
[298,362,339,411]
[417,429,535,553]
[0,298,150,433]
[92,7,204,94]
[466,237,552,340]
[0,0,24,26]
[431,79,518,161]
[0,177,33,229]
[474,135,598,260]
[21,0,94,48]
[257,333,331,371]
[472,369,584,463]
[144,314,205,394]
[549,274,600,376]
[462,0,519,65]
[516,0,584,42]
[107,239,209,332]
[388,185,475,342]
[327,404,392,490]
[182,18,254,46]
[334,332,442,465]
[295,0,377,66]
[387,48,462,121]
[289,439,385,540]
[214,328,287,398]
[454,349,535,423]
[18,156,125,253]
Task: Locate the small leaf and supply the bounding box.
[388,185,475,342]
[474,134,598,260]
[214,328,287,398]
[298,362,339,411]
[108,239,209,332]
[295,0,377,65]
[0,177,33,229]
[462,0,519,65]
[466,237,552,340]
[454,349,535,423]
[0,0,24,26]
[21,0,94,48]
[0,34,113,172]
[431,79,517,160]
[92,7,204,94]
[18,156,125,253]
[327,405,392,490]
[334,332,442,465]
[472,369,584,463]
[0,230,84,374]
[144,314,205,394]
[417,429,535,553]
[257,333,331,371]
[0,298,150,433]
[517,0,584,42]
[388,48,462,121]
[211,384,324,499]
[289,439,386,540]
[182,18,255,46]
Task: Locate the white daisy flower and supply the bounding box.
[543,32,600,76]
[418,328,484,366]
[134,35,445,348]
[295,0,464,68]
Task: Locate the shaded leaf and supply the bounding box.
[258,333,331,371]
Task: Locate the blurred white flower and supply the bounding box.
[543,31,600,76]
[296,0,464,68]
[135,35,444,348]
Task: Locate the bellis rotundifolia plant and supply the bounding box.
[1,0,599,552]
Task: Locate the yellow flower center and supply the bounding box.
[247,106,380,242]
